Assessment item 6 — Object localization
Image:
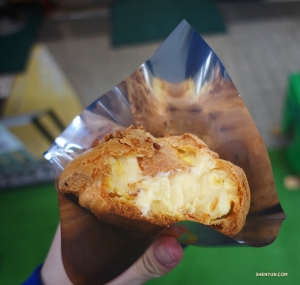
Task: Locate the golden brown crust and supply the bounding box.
[59,127,250,237]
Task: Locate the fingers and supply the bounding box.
[41,226,73,285]
[107,235,183,285]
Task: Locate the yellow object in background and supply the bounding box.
[3,44,83,158]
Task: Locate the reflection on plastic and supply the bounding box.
[45,20,286,285]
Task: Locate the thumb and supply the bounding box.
[107,235,184,285]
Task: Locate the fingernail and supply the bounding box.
[154,241,177,266]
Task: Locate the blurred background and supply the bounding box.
[1,0,300,284]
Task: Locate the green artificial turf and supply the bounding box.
[0,183,59,285]
[0,150,299,284]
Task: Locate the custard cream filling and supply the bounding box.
[106,152,235,220]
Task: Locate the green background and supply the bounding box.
[0,150,299,285]
[111,0,226,46]
[0,4,42,74]
[0,183,59,284]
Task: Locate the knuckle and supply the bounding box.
[133,251,167,279]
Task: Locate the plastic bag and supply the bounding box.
[45,20,285,284]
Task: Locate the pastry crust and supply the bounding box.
[59,126,250,237]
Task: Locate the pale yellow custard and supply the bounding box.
[106,151,235,221]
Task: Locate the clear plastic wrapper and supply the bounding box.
[45,20,286,284]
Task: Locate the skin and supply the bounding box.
[41,225,183,285]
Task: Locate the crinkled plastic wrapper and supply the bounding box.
[45,21,285,284]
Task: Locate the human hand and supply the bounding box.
[107,234,183,285]
[41,225,183,285]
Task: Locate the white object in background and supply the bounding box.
[0,123,24,154]
[0,74,14,99]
